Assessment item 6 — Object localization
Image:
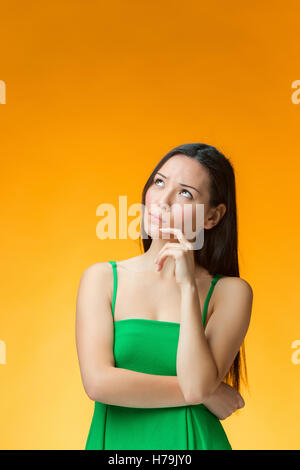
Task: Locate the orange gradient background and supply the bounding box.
[1,1,300,450]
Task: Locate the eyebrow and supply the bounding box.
[156,172,201,195]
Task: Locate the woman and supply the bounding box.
[76,143,253,450]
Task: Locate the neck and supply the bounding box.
[140,237,208,280]
[142,238,177,277]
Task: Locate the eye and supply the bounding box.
[180,189,193,200]
[153,178,194,199]
[153,177,164,186]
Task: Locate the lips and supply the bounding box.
[149,212,164,223]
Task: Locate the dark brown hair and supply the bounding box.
[138,143,248,394]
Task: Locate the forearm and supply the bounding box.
[90,366,192,408]
[177,282,219,403]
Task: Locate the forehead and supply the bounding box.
[158,154,209,190]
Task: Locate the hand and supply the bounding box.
[154,227,196,286]
[200,381,245,420]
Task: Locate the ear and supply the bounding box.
[204,203,227,229]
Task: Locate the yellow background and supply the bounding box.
[1,0,300,450]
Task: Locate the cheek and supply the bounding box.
[172,204,195,233]
[145,188,155,207]
[173,204,193,223]
[144,189,156,219]
[145,190,152,207]
[171,204,183,227]
[145,189,158,213]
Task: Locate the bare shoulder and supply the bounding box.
[218,275,253,293]
[77,262,114,300]
[81,261,114,279]
[214,275,253,311]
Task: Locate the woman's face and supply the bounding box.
[144,154,210,242]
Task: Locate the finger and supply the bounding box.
[154,244,186,265]
[158,242,183,251]
[154,243,185,262]
[160,227,193,250]
[156,249,182,271]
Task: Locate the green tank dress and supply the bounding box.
[85,260,232,450]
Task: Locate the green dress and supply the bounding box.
[85,260,232,450]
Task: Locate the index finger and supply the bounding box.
[159,227,193,249]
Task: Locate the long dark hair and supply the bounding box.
[138,143,248,394]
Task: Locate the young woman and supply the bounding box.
[76,143,253,450]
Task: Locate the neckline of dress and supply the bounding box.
[114,318,180,326]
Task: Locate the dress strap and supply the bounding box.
[108,261,117,319]
[202,274,223,329]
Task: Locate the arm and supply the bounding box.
[177,277,253,404]
[92,369,245,413]
[75,263,191,408]
[91,367,190,408]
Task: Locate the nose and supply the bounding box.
[158,187,173,210]
[159,201,171,214]
[149,186,173,221]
